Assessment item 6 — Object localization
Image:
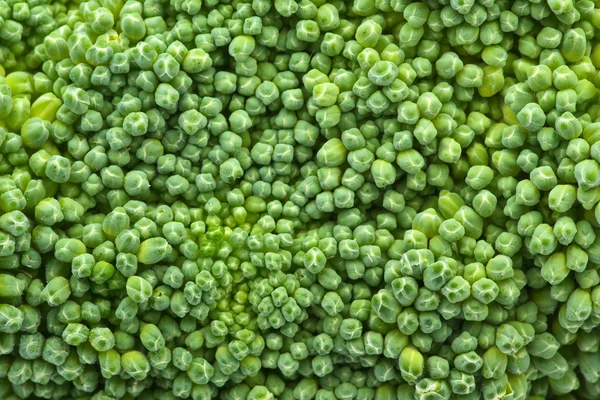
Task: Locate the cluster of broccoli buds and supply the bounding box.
[2,0,600,399]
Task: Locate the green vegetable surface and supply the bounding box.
[0,0,600,399]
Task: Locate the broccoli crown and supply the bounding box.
[0,0,600,399]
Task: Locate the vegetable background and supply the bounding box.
[1,0,600,398]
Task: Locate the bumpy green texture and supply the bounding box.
[2,0,600,399]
